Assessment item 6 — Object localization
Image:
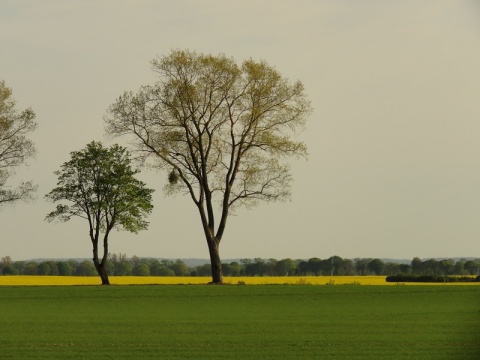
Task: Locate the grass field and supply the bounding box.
[0,285,479,359]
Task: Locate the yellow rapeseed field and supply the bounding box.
[0,275,478,286]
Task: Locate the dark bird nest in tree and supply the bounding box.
[168,170,178,185]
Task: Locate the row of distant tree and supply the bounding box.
[1,255,479,277]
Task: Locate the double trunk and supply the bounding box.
[199,194,226,284]
[207,238,224,284]
[94,261,110,285]
[92,238,110,285]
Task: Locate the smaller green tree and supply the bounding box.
[45,141,154,285]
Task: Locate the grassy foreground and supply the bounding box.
[0,286,479,359]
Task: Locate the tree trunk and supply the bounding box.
[92,244,110,285]
[94,262,110,285]
[207,238,224,284]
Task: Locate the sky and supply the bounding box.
[1,0,480,261]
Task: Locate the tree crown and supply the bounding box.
[105,50,311,214]
[45,141,154,234]
[0,80,37,206]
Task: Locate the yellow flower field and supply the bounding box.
[0,275,478,286]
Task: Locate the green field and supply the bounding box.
[0,285,478,359]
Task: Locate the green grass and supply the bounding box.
[0,285,479,359]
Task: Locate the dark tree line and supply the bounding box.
[1,255,479,277]
[0,255,189,277]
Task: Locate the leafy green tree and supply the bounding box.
[115,260,133,276]
[130,255,144,274]
[23,261,38,275]
[222,261,241,276]
[295,260,310,276]
[306,257,322,276]
[252,258,268,276]
[452,260,466,275]
[57,261,74,276]
[327,256,344,276]
[13,260,25,274]
[438,259,454,276]
[133,262,151,276]
[464,260,480,275]
[266,258,278,276]
[355,258,371,276]
[104,260,115,275]
[130,256,152,276]
[170,260,189,276]
[399,263,411,274]
[384,262,400,275]
[0,81,37,206]
[105,50,311,284]
[75,260,97,276]
[0,256,18,275]
[341,259,356,275]
[275,258,297,276]
[108,253,130,275]
[2,263,17,275]
[45,142,154,285]
[422,259,439,275]
[194,263,212,276]
[45,261,59,275]
[367,258,385,275]
[150,260,175,276]
[411,257,423,275]
[37,262,52,275]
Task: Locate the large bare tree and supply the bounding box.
[0,80,37,206]
[105,50,311,284]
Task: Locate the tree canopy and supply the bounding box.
[45,141,154,284]
[105,50,312,283]
[0,80,37,206]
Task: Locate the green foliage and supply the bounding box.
[1,264,17,275]
[0,80,38,206]
[2,256,478,278]
[45,141,154,234]
[464,260,480,275]
[57,261,74,276]
[367,258,385,275]
[74,260,96,276]
[0,286,478,359]
[169,259,190,276]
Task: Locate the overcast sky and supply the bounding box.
[1,0,479,261]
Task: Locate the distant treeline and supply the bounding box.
[1,255,479,277]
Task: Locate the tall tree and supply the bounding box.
[105,50,311,283]
[45,141,154,285]
[0,80,37,206]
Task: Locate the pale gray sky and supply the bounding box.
[1,0,479,261]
